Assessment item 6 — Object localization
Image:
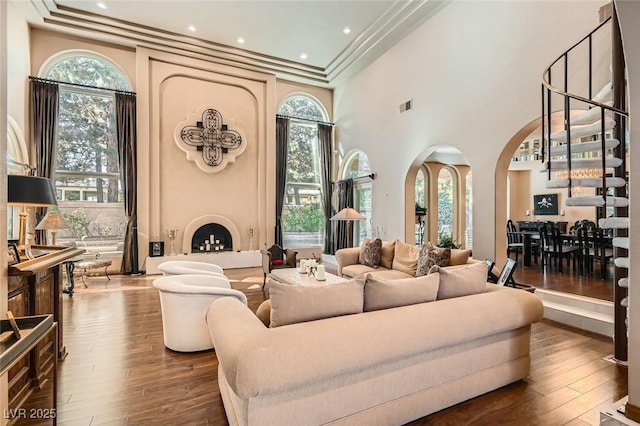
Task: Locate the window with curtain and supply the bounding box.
[278,95,327,249]
[343,151,372,246]
[438,167,456,242]
[42,53,131,254]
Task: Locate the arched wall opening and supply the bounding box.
[494,110,572,267]
[404,145,471,247]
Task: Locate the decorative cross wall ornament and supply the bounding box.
[174,107,247,173]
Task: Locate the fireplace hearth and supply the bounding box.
[191,223,232,253]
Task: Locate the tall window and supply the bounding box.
[438,167,455,241]
[42,53,131,253]
[343,151,372,246]
[278,95,327,248]
[465,171,473,248]
[415,167,427,245]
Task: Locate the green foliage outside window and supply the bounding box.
[282,205,325,232]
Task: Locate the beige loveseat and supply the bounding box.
[207,272,543,425]
[336,239,473,279]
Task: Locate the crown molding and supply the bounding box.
[22,0,445,88]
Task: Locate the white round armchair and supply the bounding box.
[158,260,225,277]
[153,274,247,352]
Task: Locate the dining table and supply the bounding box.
[516,230,613,268]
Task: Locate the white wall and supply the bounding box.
[613,0,640,413]
[6,1,29,136]
[334,1,601,261]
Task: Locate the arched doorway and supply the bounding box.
[404,145,471,249]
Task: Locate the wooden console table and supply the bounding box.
[7,246,84,411]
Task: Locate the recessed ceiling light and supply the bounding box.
[300,53,308,60]
[96,2,107,9]
[343,27,351,35]
[188,25,197,32]
[237,37,245,44]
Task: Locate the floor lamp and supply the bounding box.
[8,175,58,256]
[330,207,365,248]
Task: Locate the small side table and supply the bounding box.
[63,255,113,296]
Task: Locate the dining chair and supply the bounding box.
[506,220,523,263]
[539,222,579,273]
[591,227,614,279]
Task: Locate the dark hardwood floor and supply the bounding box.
[30,268,626,425]
[511,259,615,302]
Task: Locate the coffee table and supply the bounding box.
[269,268,346,286]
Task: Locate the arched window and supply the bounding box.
[465,171,473,248]
[41,52,131,252]
[438,167,456,242]
[415,167,427,245]
[343,150,372,246]
[278,95,328,248]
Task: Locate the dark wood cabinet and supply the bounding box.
[517,220,568,233]
[7,246,83,410]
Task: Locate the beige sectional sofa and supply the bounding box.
[207,274,543,425]
[336,239,474,279]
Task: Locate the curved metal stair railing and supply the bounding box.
[540,14,630,359]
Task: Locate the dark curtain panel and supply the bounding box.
[275,117,289,246]
[332,178,354,253]
[31,79,59,244]
[318,124,333,254]
[115,92,138,274]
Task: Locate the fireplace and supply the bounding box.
[181,214,242,254]
[191,223,232,253]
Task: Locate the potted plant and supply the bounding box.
[437,235,462,249]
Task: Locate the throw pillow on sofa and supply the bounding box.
[364,273,440,311]
[268,276,366,327]
[431,261,488,300]
[380,240,396,269]
[359,238,382,268]
[416,242,451,276]
[391,240,420,276]
[449,248,472,266]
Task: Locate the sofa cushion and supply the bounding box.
[391,240,420,276]
[342,264,388,278]
[380,240,396,269]
[364,273,439,311]
[359,238,382,268]
[449,248,472,266]
[432,261,488,300]
[416,242,451,276]
[363,269,414,280]
[268,276,366,327]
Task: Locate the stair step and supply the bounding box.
[546,177,625,189]
[549,138,619,155]
[615,258,629,269]
[535,289,613,337]
[570,103,614,125]
[613,237,629,249]
[593,82,613,103]
[541,157,622,171]
[565,196,629,207]
[599,217,630,229]
[550,117,615,142]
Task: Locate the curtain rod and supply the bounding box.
[29,76,136,96]
[333,174,376,185]
[276,113,334,127]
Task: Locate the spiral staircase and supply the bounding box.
[540,7,629,364]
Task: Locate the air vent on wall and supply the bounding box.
[399,99,413,113]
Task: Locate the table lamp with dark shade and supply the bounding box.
[7,175,58,253]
